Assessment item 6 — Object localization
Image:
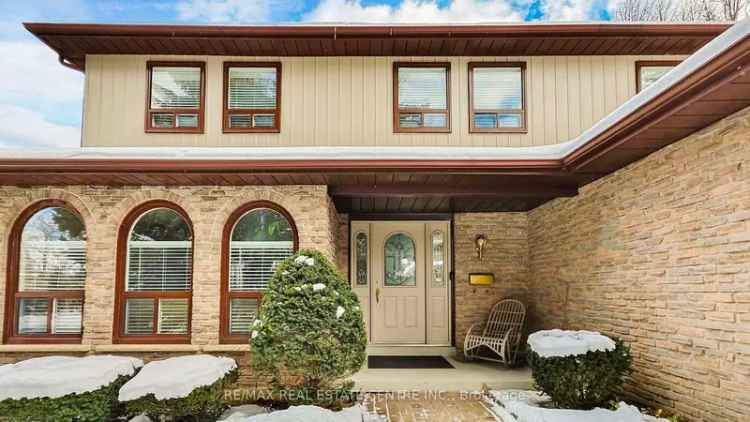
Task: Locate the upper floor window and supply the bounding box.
[469,63,526,133]
[394,63,451,133]
[146,62,205,133]
[115,201,193,343]
[221,202,297,343]
[636,61,680,92]
[4,201,86,344]
[224,62,281,133]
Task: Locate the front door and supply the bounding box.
[350,220,451,345]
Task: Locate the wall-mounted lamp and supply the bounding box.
[475,234,487,261]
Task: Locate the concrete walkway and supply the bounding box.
[352,354,533,392]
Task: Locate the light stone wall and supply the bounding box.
[528,107,750,421]
[0,185,336,346]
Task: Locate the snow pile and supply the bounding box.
[488,390,669,422]
[225,405,364,422]
[219,404,268,420]
[0,355,143,401]
[527,329,615,358]
[118,355,236,401]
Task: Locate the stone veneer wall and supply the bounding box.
[528,108,750,421]
[453,213,529,348]
[0,185,337,347]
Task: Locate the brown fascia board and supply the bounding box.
[562,29,750,170]
[23,21,731,38]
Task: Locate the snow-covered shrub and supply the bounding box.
[119,355,238,421]
[526,330,632,409]
[0,355,143,422]
[251,250,367,407]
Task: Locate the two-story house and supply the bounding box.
[1,19,750,419]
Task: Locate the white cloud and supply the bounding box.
[540,0,604,21]
[304,0,526,23]
[0,40,84,106]
[175,0,303,23]
[0,105,80,148]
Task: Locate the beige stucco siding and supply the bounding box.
[82,54,684,148]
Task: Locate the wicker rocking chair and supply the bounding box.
[463,299,526,365]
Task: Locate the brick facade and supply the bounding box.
[452,213,529,349]
[1,107,749,418]
[528,108,750,421]
[0,185,337,346]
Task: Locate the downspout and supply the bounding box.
[58,53,84,72]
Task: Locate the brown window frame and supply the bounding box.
[468,62,527,134]
[393,62,452,133]
[113,200,194,344]
[145,61,206,134]
[635,60,681,92]
[223,62,282,133]
[220,201,298,344]
[3,199,85,345]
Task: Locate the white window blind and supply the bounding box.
[398,67,447,109]
[124,298,154,334]
[640,65,675,91]
[229,241,294,291]
[17,298,48,334]
[19,240,86,291]
[472,67,523,110]
[157,299,189,334]
[150,67,201,109]
[229,298,259,334]
[51,299,84,334]
[126,241,192,291]
[228,67,277,109]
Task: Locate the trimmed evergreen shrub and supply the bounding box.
[527,337,632,409]
[0,374,130,422]
[122,368,238,422]
[251,249,367,407]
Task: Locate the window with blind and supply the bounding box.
[394,63,451,132]
[146,62,204,133]
[636,61,680,92]
[469,63,526,133]
[118,204,192,342]
[221,204,297,342]
[224,62,281,133]
[7,204,86,342]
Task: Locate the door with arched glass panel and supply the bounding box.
[371,222,427,344]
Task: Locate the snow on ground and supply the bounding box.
[487,390,669,422]
[118,354,236,401]
[219,404,268,420]
[0,355,143,401]
[222,405,365,422]
[527,329,615,358]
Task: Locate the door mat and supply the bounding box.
[367,355,454,369]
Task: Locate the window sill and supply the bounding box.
[0,344,250,354]
[0,344,92,353]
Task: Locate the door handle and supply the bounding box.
[375,287,380,304]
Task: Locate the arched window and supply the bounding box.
[220,202,297,343]
[4,201,86,344]
[114,201,192,343]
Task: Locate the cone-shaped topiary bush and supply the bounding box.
[251,249,367,407]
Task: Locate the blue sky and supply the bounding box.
[0,0,615,148]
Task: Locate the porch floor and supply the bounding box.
[352,353,533,392]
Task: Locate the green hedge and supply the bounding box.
[123,368,238,422]
[0,374,131,422]
[527,337,632,409]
